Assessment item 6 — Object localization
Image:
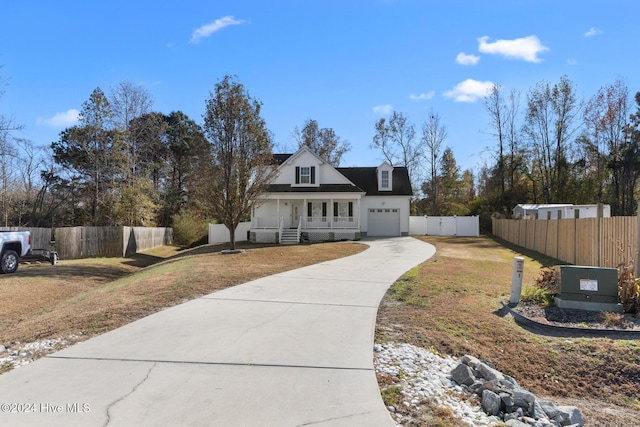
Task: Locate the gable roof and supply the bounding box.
[273,154,293,165]
[268,147,413,196]
[337,167,412,196]
[274,146,326,166]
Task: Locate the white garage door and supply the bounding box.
[367,208,401,237]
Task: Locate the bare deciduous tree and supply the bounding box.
[293,119,350,166]
[522,75,580,203]
[421,111,447,214]
[372,111,420,192]
[203,75,276,250]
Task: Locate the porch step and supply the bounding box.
[280,229,299,244]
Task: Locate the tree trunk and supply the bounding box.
[228,224,236,250]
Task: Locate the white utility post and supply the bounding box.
[509,257,525,304]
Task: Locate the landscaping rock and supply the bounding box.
[554,406,584,426]
[450,355,585,426]
[476,361,505,382]
[505,419,531,427]
[451,362,475,386]
[481,389,502,416]
[461,354,482,368]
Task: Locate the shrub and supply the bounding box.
[520,268,558,306]
[172,210,210,247]
[521,285,555,306]
[534,267,559,294]
[618,261,639,314]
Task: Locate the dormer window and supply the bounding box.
[295,166,316,185]
[377,162,393,191]
[300,167,311,184]
[381,170,389,189]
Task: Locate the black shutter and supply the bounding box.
[295,167,300,184]
[333,202,338,217]
[311,166,316,184]
[322,202,327,222]
[348,202,353,217]
[307,202,312,217]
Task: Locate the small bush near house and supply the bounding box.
[172,210,210,247]
[520,267,558,306]
[618,261,639,313]
[520,285,555,306]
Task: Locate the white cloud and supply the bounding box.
[456,52,480,66]
[372,104,393,115]
[409,92,435,101]
[567,58,578,65]
[40,109,80,128]
[584,27,603,37]
[478,35,548,63]
[190,16,246,43]
[444,79,495,103]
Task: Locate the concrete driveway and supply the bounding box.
[0,237,435,427]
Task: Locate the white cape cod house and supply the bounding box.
[249,146,412,244]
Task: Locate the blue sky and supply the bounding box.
[1,0,639,174]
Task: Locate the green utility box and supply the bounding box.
[554,265,621,312]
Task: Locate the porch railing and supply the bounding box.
[252,216,280,229]
[302,217,358,229]
[252,216,358,229]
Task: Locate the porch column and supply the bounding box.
[330,198,333,229]
[303,198,307,229]
[276,197,280,228]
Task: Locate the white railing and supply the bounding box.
[301,217,358,229]
[296,216,302,242]
[252,216,359,230]
[332,217,358,229]
[252,216,280,229]
[278,216,284,243]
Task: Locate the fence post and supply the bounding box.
[636,202,640,277]
[597,203,603,267]
[574,215,577,265]
[556,218,560,260]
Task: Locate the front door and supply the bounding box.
[291,204,302,228]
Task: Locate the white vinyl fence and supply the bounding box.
[208,222,252,244]
[409,216,479,237]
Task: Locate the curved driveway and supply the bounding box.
[0,237,435,427]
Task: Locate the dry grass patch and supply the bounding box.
[376,236,640,426]
[1,241,365,344]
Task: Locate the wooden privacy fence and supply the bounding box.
[55,227,173,259]
[492,217,638,269]
[1,226,172,259]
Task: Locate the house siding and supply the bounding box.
[250,147,412,243]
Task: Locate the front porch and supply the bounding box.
[250,216,361,244]
[250,197,362,244]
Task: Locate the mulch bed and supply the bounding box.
[512,301,640,331]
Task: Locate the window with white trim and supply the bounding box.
[295,166,316,185]
[381,170,389,188]
[300,167,311,184]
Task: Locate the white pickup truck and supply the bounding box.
[0,230,31,274]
